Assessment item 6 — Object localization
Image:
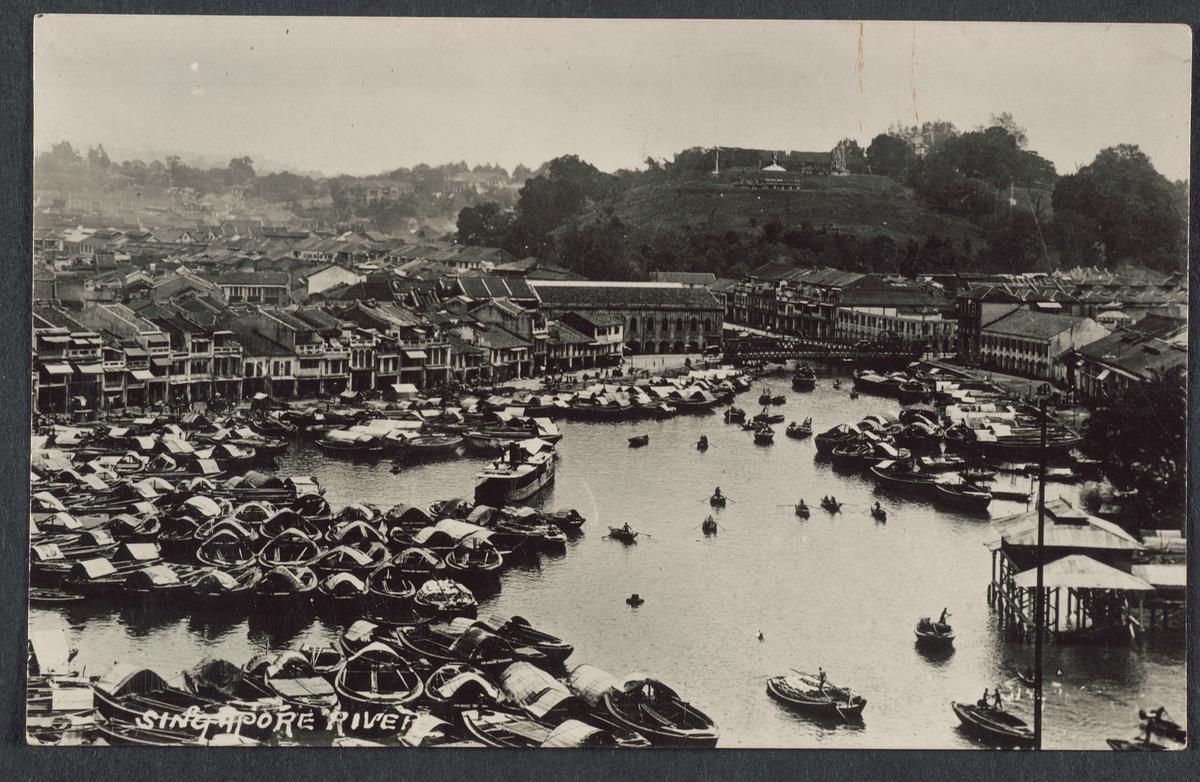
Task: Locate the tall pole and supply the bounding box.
[1033,396,1048,750]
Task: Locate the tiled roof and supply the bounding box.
[231,329,293,357]
[457,276,536,300]
[982,309,1095,340]
[652,271,717,285]
[217,271,290,286]
[530,282,722,312]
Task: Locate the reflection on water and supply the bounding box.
[30,378,1185,748]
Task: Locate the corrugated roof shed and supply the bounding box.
[1012,554,1153,591]
[988,500,1143,552]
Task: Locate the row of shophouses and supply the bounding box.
[726,263,1187,394]
[31,295,626,414]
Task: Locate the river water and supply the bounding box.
[30,377,1185,749]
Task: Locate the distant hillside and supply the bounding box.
[603,172,986,250]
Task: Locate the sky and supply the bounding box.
[33,16,1193,180]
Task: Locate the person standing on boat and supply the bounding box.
[713,487,722,499]
[978,689,990,708]
[938,607,951,626]
[992,688,1003,709]
[817,668,827,693]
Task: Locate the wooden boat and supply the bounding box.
[1139,709,1187,743]
[869,461,939,497]
[709,493,726,508]
[601,676,719,747]
[870,506,888,522]
[401,434,464,456]
[785,419,812,439]
[766,671,867,721]
[951,701,1034,747]
[95,718,259,747]
[254,564,317,606]
[366,563,417,613]
[257,530,321,568]
[830,441,871,467]
[250,650,339,715]
[317,572,370,613]
[626,593,645,606]
[794,503,810,518]
[753,426,775,445]
[915,616,955,648]
[544,508,586,532]
[444,537,504,584]
[753,409,785,425]
[315,429,384,457]
[298,644,345,679]
[393,547,447,585]
[29,587,85,605]
[424,664,506,718]
[791,366,816,391]
[702,516,718,535]
[934,482,993,513]
[1107,738,1168,751]
[608,526,638,544]
[191,566,263,608]
[460,707,560,748]
[476,615,574,666]
[333,642,423,733]
[628,434,650,448]
[820,498,842,513]
[313,543,388,577]
[195,529,257,570]
[724,407,746,424]
[413,579,477,620]
[696,435,708,450]
[815,424,861,455]
[123,563,207,603]
[93,665,222,729]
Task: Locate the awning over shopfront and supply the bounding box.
[41,362,72,376]
[74,363,104,375]
[403,349,428,360]
[128,369,154,382]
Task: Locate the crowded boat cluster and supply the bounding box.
[29,619,722,747]
[27,357,1180,750]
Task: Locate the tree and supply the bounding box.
[508,155,618,257]
[1051,145,1186,271]
[555,215,640,280]
[988,112,1028,148]
[228,156,256,185]
[456,201,514,246]
[866,133,914,179]
[86,144,111,169]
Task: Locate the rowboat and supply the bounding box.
[794,503,810,518]
[951,701,1035,747]
[766,671,867,721]
[785,418,812,439]
[1107,738,1168,751]
[709,494,726,508]
[628,434,650,448]
[753,427,775,445]
[820,498,842,513]
[601,676,719,747]
[724,407,746,424]
[701,516,718,535]
[608,526,638,544]
[333,643,423,735]
[915,616,955,648]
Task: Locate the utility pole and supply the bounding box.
[1033,396,1048,750]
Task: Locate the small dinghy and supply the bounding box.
[794,502,810,518]
[628,435,649,448]
[701,516,718,535]
[626,593,645,606]
[608,526,638,544]
[766,671,866,722]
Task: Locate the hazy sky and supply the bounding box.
[34,16,1193,180]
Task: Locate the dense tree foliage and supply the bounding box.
[1051,145,1187,272]
[456,202,515,247]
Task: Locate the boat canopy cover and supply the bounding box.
[542,720,614,748]
[97,664,171,698]
[128,564,181,587]
[499,661,579,720]
[28,629,73,675]
[183,496,223,519]
[565,664,620,707]
[71,557,118,580]
[433,518,493,543]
